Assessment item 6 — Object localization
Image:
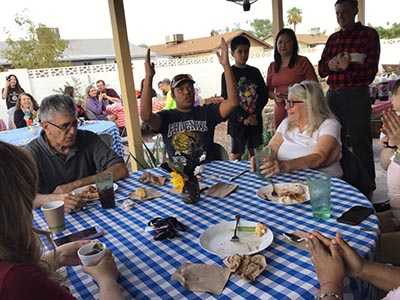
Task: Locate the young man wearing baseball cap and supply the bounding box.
[140,38,238,163]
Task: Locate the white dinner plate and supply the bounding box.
[256,182,310,205]
[199,220,274,257]
[72,183,118,201]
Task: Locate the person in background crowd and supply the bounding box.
[85,85,117,121]
[26,94,128,212]
[95,81,125,129]
[64,86,85,119]
[138,78,157,98]
[0,141,123,300]
[157,80,163,98]
[13,93,39,128]
[255,81,343,178]
[266,28,318,129]
[318,0,380,196]
[96,79,121,106]
[221,35,268,161]
[1,74,25,129]
[162,78,176,110]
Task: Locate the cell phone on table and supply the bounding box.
[53,226,103,247]
[337,206,374,225]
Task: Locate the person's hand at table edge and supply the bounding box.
[42,240,92,270]
[83,250,123,300]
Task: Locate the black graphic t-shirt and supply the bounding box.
[156,104,222,165]
[2,87,25,109]
[221,65,268,137]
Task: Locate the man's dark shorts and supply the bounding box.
[231,135,263,154]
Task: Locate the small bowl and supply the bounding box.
[78,242,106,266]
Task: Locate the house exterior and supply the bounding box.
[0,38,148,68]
[149,30,273,58]
[264,33,329,49]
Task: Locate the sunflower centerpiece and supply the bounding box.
[169,137,203,204]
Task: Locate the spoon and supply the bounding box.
[230,214,241,242]
[283,232,305,243]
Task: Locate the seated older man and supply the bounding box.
[26,94,128,212]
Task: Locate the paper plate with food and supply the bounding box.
[256,181,309,205]
[72,183,118,201]
[199,220,273,257]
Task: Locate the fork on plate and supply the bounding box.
[230,214,241,242]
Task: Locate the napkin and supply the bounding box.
[223,254,267,282]
[206,182,238,198]
[138,172,167,186]
[171,262,231,295]
[282,230,308,251]
[121,199,136,209]
[129,187,161,201]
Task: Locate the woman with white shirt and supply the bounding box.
[258,80,343,178]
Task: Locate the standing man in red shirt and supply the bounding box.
[318,0,380,196]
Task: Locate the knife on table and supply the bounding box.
[229,169,248,182]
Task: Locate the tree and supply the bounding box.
[371,22,400,39]
[287,7,302,32]
[2,12,69,69]
[210,24,241,36]
[248,19,273,39]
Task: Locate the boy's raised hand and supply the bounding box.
[145,48,155,78]
[216,37,229,67]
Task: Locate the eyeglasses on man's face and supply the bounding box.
[284,99,305,108]
[46,118,83,132]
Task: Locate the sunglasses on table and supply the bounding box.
[46,118,83,132]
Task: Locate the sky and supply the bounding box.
[0,0,398,46]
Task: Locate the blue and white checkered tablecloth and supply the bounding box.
[0,120,124,157]
[32,160,379,300]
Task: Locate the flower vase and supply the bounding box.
[181,176,200,204]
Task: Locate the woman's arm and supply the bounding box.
[333,232,400,292]
[280,135,341,173]
[83,251,123,300]
[42,240,91,270]
[262,134,340,177]
[2,82,9,100]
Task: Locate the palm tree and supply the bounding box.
[287,7,302,33]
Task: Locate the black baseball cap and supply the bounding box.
[171,74,195,89]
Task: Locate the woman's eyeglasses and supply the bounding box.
[284,99,305,108]
[46,119,83,132]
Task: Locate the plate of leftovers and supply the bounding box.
[199,220,273,257]
[256,182,309,205]
[72,183,118,201]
